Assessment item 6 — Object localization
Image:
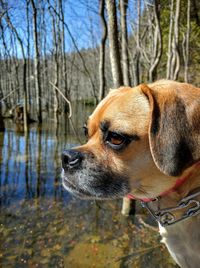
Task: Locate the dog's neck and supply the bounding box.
[174,163,200,198]
[142,163,200,226]
[159,163,200,212]
[128,161,200,209]
[153,164,200,267]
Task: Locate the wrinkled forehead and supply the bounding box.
[88,86,150,136]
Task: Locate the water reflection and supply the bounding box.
[0,123,63,207]
[0,103,178,268]
[0,102,91,207]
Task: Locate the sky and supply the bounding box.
[0,0,138,58]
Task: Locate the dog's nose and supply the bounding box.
[62,149,83,171]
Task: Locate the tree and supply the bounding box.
[171,0,181,80]
[131,0,141,86]
[48,0,59,115]
[0,0,200,119]
[2,2,28,132]
[120,0,130,86]
[166,0,174,79]
[166,0,181,80]
[106,0,123,88]
[30,0,42,122]
[148,0,162,82]
[99,0,107,101]
[26,0,30,111]
[183,0,191,82]
[59,0,68,101]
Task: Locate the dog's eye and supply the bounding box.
[105,131,139,150]
[106,132,126,149]
[109,133,124,145]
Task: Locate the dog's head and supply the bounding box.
[62,80,200,200]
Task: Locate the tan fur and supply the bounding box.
[74,80,200,267]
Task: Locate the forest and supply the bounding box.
[0,0,200,130]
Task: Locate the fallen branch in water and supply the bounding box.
[49,81,72,118]
[49,81,82,144]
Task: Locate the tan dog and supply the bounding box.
[62,80,200,268]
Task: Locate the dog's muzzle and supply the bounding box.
[61,148,130,200]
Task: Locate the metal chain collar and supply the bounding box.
[141,189,200,227]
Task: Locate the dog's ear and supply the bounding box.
[141,83,200,176]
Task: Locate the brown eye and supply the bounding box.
[105,131,139,150]
[106,132,126,149]
[109,134,124,145]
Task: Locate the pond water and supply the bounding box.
[0,104,178,268]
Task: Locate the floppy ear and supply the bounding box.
[141,83,200,176]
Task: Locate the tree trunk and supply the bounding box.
[106,0,123,88]
[4,10,28,133]
[171,0,181,80]
[120,0,130,86]
[26,0,30,113]
[59,0,68,102]
[166,0,174,79]
[132,0,140,86]
[30,0,42,122]
[48,1,59,115]
[184,0,191,82]
[148,0,162,82]
[99,0,107,102]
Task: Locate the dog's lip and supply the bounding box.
[62,176,121,200]
[62,176,95,199]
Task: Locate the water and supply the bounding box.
[0,105,177,268]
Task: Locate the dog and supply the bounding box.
[62,80,200,268]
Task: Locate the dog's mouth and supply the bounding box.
[62,175,96,199]
[61,159,131,200]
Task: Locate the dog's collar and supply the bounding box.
[127,161,200,226]
[142,188,200,227]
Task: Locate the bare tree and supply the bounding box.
[48,0,59,115]
[26,0,31,112]
[183,0,191,82]
[2,5,28,132]
[106,0,123,88]
[172,0,180,80]
[120,0,130,86]
[0,0,199,120]
[168,0,181,80]
[166,0,174,79]
[99,0,107,102]
[148,0,162,82]
[59,0,68,100]
[136,0,162,83]
[30,0,42,122]
[48,3,98,102]
[131,0,141,86]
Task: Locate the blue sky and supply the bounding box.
[0,0,138,57]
